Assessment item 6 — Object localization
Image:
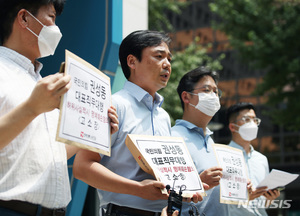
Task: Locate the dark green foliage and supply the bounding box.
[148,0,189,31]
[210,0,300,130]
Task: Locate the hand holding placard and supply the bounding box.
[56,50,112,156]
[125,134,206,198]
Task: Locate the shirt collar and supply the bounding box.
[123,81,164,107]
[175,119,213,136]
[229,140,254,157]
[0,46,43,77]
[175,119,214,152]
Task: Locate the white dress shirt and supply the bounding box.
[0,46,71,208]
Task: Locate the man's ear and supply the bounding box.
[229,122,237,132]
[17,9,29,28]
[181,91,191,105]
[127,54,137,70]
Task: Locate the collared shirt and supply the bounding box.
[228,141,269,216]
[98,81,171,213]
[171,119,229,216]
[0,46,71,208]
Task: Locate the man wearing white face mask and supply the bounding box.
[0,0,119,215]
[227,102,280,216]
[0,1,73,215]
[171,66,231,216]
[25,10,62,58]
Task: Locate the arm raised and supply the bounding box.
[0,73,71,150]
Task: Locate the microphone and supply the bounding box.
[166,182,183,216]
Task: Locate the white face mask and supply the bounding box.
[235,121,258,141]
[26,11,62,58]
[189,92,221,116]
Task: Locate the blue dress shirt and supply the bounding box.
[171,119,229,216]
[98,81,171,213]
[228,141,269,216]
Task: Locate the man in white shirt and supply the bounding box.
[0,1,119,215]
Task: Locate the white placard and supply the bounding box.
[126,134,206,197]
[213,144,249,204]
[56,50,111,156]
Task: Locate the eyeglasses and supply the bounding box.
[192,85,222,98]
[235,116,261,126]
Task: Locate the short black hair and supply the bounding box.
[0,0,66,44]
[226,102,255,124]
[119,30,171,79]
[177,66,219,110]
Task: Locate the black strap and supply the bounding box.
[0,200,66,216]
[105,203,161,216]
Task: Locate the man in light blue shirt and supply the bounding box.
[73,30,202,216]
[227,102,280,216]
[171,66,229,216]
